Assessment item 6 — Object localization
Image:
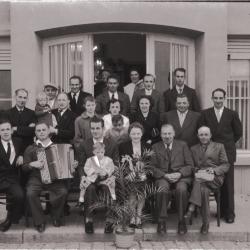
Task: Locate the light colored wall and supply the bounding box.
[227,3,250,35]
[10,2,227,109]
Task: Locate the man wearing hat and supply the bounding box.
[44,83,58,109]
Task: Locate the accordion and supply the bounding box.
[36,144,75,184]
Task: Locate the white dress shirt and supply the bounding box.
[177,110,188,127]
[1,139,16,164]
[71,91,80,102]
[214,106,224,122]
[108,91,118,100]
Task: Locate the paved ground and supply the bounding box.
[0,241,250,249]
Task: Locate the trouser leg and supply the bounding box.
[26,177,45,226]
[48,181,68,220]
[175,181,189,222]
[155,179,170,221]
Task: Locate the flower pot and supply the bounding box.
[115,228,135,248]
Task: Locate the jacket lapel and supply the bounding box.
[0,142,10,165]
[181,111,192,130]
[170,140,178,164]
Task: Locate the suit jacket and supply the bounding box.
[151,140,193,183]
[76,137,119,177]
[130,89,162,113]
[67,90,91,116]
[160,110,200,147]
[95,90,130,116]
[51,109,77,144]
[191,141,230,183]
[130,111,160,144]
[0,138,23,189]
[119,140,151,159]
[6,106,37,148]
[199,107,242,163]
[161,85,200,113]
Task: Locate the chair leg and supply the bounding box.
[216,191,221,227]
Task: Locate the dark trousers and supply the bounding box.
[155,178,189,222]
[220,164,235,219]
[1,182,24,222]
[26,176,68,226]
[189,176,222,224]
[85,183,111,219]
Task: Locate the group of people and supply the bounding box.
[0,68,242,236]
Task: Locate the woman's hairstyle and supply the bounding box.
[136,95,154,111]
[128,122,144,135]
[36,92,48,103]
[107,98,123,113]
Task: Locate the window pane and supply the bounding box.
[155,41,170,93]
[0,70,11,98]
[0,100,11,110]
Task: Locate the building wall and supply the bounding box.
[10,2,227,109]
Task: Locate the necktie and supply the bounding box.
[111,93,115,100]
[73,93,77,105]
[179,113,185,127]
[201,144,207,153]
[215,109,221,122]
[166,144,172,172]
[6,142,11,160]
[179,88,182,94]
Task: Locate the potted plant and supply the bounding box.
[90,149,162,248]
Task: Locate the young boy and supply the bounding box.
[105,114,129,145]
[35,92,57,127]
[79,142,116,203]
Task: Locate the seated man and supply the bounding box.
[0,119,24,232]
[184,126,229,234]
[151,124,193,234]
[76,116,119,234]
[23,122,68,233]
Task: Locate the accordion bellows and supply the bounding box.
[37,144,75,184]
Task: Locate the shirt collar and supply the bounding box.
[71,91,80,97]
[93,138,104,144]
[164,142,173,150]
[1,139,13,148]
[176,85,184,92]
[177,110,188,116]
[36,139,53,148]
[108,91,118,99]
[16,106,24,112]
[214,106,224,115]
[145,89,153,95]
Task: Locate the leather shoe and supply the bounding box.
[104,222,113,234]
[36,223,46,233]
[157,221,166,234]
[200,223,209,235]
[226,217,234,223]
[0,218,12,232]
[129,223,136,228]
[52,219,61,227]
[178,221,187,235]
[85,221,94,234]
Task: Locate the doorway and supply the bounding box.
[93,33,146,88]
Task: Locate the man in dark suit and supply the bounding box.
[6,88,36,149]
[96,74,130,116]
[161,68,200,113]
[67,76,91,116]
[51,92,77,144]
[199,88,242,223]
[151,124,193,234]
[185,126,229,234]
[76,116,119,234]
[0,119,24,232]
[161,94,200,147]
[23,122,68,233]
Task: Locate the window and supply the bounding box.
[227,60,250,150]
[0,37,11,110]
[43,35,94,94]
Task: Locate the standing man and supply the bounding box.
[151,124,193,234]
[50,92,77,144]
[44,83,58,109]
[161,68,200,113]
[0,119,24,232]
[131,74,162,114]
[76,116,119,234]
[160,94,200,147]
[6,89,36,149]
[199,88,242,223]
[23,122,68,232]
[124,69,143,102]
[96,74,130,116]
[94,69,111,98]
[67,75,91,116]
